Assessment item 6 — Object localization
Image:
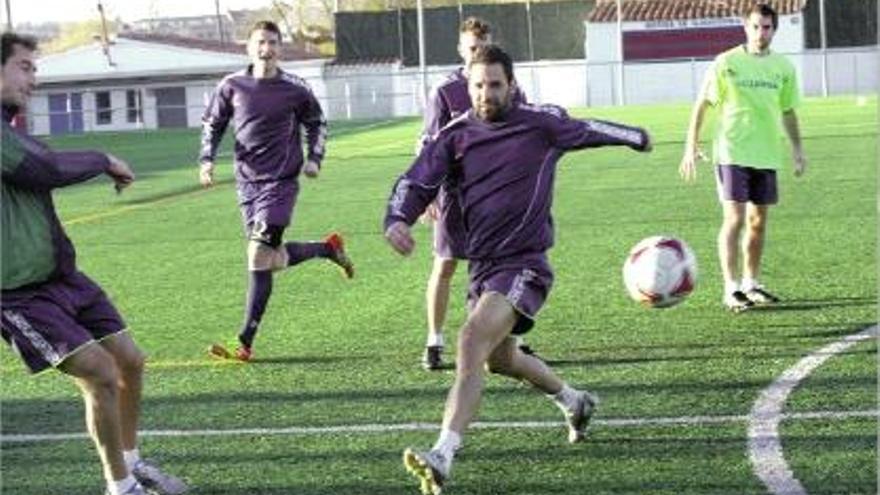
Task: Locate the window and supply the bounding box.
[126,89,143,123]
[95,91,112,125]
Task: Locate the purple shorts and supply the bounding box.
[1,271,126,374]
[467,252,554,335]
[715,165,778,205]
[433,188,466,260]
[238,180,299,229]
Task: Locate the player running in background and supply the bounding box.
[417,16,533,371]
[679,3,806,312]
[1,32,187,495]
[199,21,354,362]
[385,44,652,495]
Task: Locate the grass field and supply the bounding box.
[1,96,876,495]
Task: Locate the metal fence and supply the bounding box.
[27,46,877,136]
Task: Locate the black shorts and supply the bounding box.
[247,221,285,248]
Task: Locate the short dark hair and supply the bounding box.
[2,32,38,66]
[469,44,514,83]
[460,17,491,40]
[248,20,283,40]
[744,3,778,30]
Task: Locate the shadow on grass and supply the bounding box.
[749,296,876,312]
[3,370,875,437]
[544,346,876,368]
[3,430,875,495]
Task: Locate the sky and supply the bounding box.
[4,0,271,25]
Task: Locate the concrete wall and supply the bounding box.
[584,13,808,106]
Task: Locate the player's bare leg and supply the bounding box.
[742,203,778,304]
[424,257,457,370]
[100,333,145,451]
[60,344,130,485]
[718,201,752,311]
[403,292,514,494]
[443,292,518,434]
[487,336,598,442]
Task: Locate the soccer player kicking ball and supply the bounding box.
[199,21,354,362]
[384,44,652,495]
[415,16,532,370]
[680,3,806,313]
[1,33,187,495]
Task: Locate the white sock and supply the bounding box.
[741,277,759,292]
[431,428,461,467]
[426,332,444,348]
[514,335,524,347]
[123,448,141,473]
[724,279,740,296]
[551,384,580,412]
[110,475,138,495]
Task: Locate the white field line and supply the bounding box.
[3,409,875,444]
[747,325,878,495]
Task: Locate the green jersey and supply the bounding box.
[1,108,110,290]
[702,45,800,170]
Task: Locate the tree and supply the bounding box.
[42,19,117,54]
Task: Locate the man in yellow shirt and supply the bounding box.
[680,3,806,312]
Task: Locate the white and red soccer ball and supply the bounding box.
[623,236,697,308]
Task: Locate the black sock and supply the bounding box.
[284,241,332,267]
[238,270,273,348]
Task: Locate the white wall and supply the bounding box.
[584,14,808,106]
[586,14,804,62]
[28,94,50,136]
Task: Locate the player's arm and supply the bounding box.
[198,81,233,187]
[780,66,806,177]
[384,139,453,255]
[782,109,806,177]
[546,105,651,152]
[681,62,722,182]
[416,86,450,154]
[679,97,711,182]
[301,87,328,178]
[1,125,127,190]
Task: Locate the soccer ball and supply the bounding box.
[622,236,697,308]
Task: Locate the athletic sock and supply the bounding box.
[123,448,141,473]
[285,241,332,267]
[238,270,273,348]
[431,429,461,470]
[110,475,138,495]
[724,279,740,296]
[741,277,759,292]
[426,332,444,348]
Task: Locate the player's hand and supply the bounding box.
[679,146,706,182]
[385,221,414,256]
[793,149,807,177]
[199,162,215,187]
[303,160,320,178]
[106,154,135,193]
[419,202,440,225]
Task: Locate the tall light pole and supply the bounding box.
[215,0,226,45]
[616,0,625,106]
[417,0,428,107]
[819,0,828,97]
[5,0,12,31]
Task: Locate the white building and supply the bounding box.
[584,0,808,106]
[30,36,323,136]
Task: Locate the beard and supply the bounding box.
[475,98,510,122]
